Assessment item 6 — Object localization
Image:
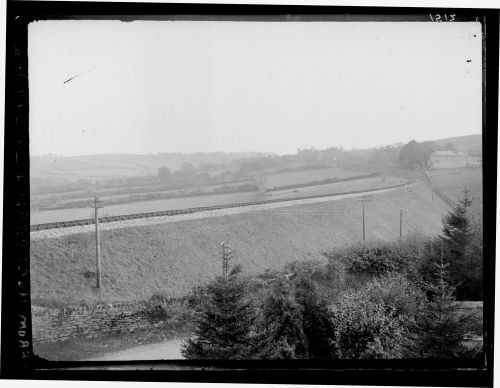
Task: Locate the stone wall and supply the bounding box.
[32,302,161,343]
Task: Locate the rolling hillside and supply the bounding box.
[433,134,482,155]
[30,181,449,306]
[30,152,265,183]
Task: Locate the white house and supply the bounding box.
[429,150,481,169]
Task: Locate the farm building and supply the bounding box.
[429,150,481,169]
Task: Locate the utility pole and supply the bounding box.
[357,195,372,242]
[220,241,235,278]
[400,209,403,239]
[362,195,365,241]
[94,194,103,289]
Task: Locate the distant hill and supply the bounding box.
[432,134,482,155]
[31,152,270,183]
[30,134,482,184]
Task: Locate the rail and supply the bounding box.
[30,181,411,232]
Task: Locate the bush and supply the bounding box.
[361,273,427,322]
[329,287,409,359]
[142,295,196,325]
[325,242,420,280]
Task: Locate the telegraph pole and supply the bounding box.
[94,194,103,289]
[357,195,372,242]
[362,195,365,241]
[220,241,235,277]
[399,209,403,239]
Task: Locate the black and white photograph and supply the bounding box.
[2,3,496,383]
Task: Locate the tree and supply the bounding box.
[418,247,468,357]
[293,274,335,359]
[248,270,335,359]
[420,141,439,157]
[397,140,430,169]
[251,275,307,359]
[157,166,172,183]
[443,142,456,151]
[439,188,482,300]
[181,265,255,359]
[442,188,473,263]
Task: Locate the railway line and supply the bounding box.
[30,181,411,232]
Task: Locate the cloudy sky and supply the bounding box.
[29,20,482,156]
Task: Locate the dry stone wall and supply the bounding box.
[32,302,161,343]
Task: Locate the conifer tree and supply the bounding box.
[439,187,483,299]
[251,275,307,359]
[181,265,255,359]
[441,188,472,263]
[419,243,467,357]
[293,274,335,359]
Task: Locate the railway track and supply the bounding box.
[30,181,411,232]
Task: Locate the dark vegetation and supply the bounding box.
[180,190,482,360]
[397,140,438,169]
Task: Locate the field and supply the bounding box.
[426,167,482,216]
[30,152,255,182]
[30,191,261,224]
[30,170,402,224]
[266,176,405,200]
[263,167,364,189]
[30,182,449,306]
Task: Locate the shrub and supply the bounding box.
[361,273,427,322]
[325,241,420,280]
[329,286,409,359]
[142,295,196,325]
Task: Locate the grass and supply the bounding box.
[31,152,253,183]
[426,167,482,215]
[31,173,404,225]
[30,181,449,306]
[264,167,364,188]
[30,191,261,224]
[266,176,406,200]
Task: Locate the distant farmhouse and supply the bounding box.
[429,150,482,169]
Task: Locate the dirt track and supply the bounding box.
[86,338,184,361]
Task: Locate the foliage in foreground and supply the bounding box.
[181,253,477,360]
[182,190,482,360]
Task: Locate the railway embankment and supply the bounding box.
[30,181,448,306]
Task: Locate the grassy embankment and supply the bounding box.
[427,167,483,216]
[31,181,448,306]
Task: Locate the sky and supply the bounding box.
[28,20,482,156]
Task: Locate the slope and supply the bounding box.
[30,181,448,306]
